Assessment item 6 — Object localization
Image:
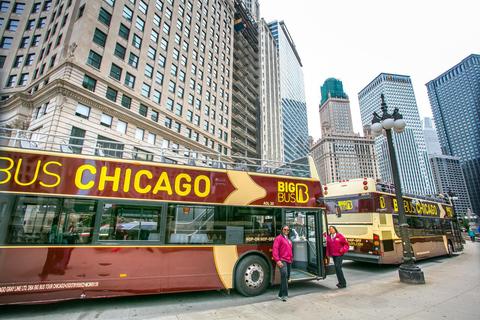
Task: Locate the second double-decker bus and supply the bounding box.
[323,178,463,264]
[0,129,327,305]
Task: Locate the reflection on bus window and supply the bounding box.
[165,205,279,245]
[99,203,161,241]
[7,197,96,245]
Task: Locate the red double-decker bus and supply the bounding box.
[0,130,327,305]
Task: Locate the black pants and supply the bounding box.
[470,236,475,243]
[332,255,346,286]
[278,261,291,297]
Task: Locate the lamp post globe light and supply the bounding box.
[371,94,425,284]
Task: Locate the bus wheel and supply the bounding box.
[447,242,454,257]
[235,255,269,297]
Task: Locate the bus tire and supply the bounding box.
[447,241,454,257]
[235,255,270,297]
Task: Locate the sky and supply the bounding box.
[258,0,480,140]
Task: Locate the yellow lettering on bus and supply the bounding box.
[393,199,398,212]
[0,156,14,184]
[379,196,385,209]
[14,158,41,186]
[39,161,61,187]
[296,184,309,203]
[152,172,173,195]
[75,165,97,190]
[175,173,192,196]
[134,170,153,194]
[278,182,285,192]
[123,169,132,192]
[194,175,210,197]
[99,167,121,192]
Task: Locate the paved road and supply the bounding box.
[0,243,478,319]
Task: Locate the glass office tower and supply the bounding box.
[268,20,308,162]
[358,73,436,196]
[426,54,480,215]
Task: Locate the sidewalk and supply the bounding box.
[154,243,479,320]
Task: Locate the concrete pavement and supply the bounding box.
[153,243,479,320]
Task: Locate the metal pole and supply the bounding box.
[385,128,425,284]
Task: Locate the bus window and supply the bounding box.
[228,207,278,244]
[61,199,97,244]
[7,196,60,245]
[99,203,161,241]
[166,204,220,244]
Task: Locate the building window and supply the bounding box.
[7,19,19,31]
[18,73,28,86]
[109,63,122,80]
[158,54,166,67]
[128,53,139,68]
[156,71,164,84]
[13,55,23,68]
[145,64,153,78]
[93,28,107,47]
[82,75,96,91]
[124,72,135,88]
[31,35,41,46]
[6,75,17,87]
[106,87,117,102]
[132,34,142,49]
[148,46,156,60]
[121,94,131,109]
[87,50,102,69]
[175,103,182,116]
[122,5,133,21]
[75,103,90,119]
[1,37,13,49]
[135,128,144,141]
[117,120,127,134]
[151,109,159,122]
[166,98,173,111]
[0,55,6,68]
[165,117,172,128]
[135,16,145,31]
[141,83,150,97]
[100,113,113,128]
[148,133,156,145]
[119,23,130,40]
[168,80,175,93]
[13,2,24,13]
[69,127,86,154]
[139,104,148,117]
[98,8,112,26]
[113,43,126,60]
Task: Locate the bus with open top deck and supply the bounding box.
[0,129,327,305]
[323,178,463,264]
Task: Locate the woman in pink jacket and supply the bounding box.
[273,225,293,301]
[326,226,350,288]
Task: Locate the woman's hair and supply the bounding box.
[329,225,338,233]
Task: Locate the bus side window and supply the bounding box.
[7,196,60,245]
[166,204,218,244]
[98,203,161,242]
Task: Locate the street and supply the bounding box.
[0,242,478,320]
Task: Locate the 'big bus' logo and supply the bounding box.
[277,182,309,204]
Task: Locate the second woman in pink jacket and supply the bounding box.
[326,225,349,288]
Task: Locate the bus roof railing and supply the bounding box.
[375,182,448,204]
[0,128,313,178]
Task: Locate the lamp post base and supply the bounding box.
[398,264,425,284]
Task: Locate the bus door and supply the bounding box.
[284,209,324,280]
[449,220,464,251]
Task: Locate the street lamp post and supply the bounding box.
[371,94,425,284]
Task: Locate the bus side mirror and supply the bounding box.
[316,197,324,206]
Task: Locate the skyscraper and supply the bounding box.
[231,1,260,160]
[422,117,442,155]
[259,18,283,162]
[429,154,472,215]
[358,73,436,196]
[0,0,235,163]
[426,54,480,214]
[311,78,378,184]
[268,20,308,162]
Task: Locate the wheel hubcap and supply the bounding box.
[244,263,264,288]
